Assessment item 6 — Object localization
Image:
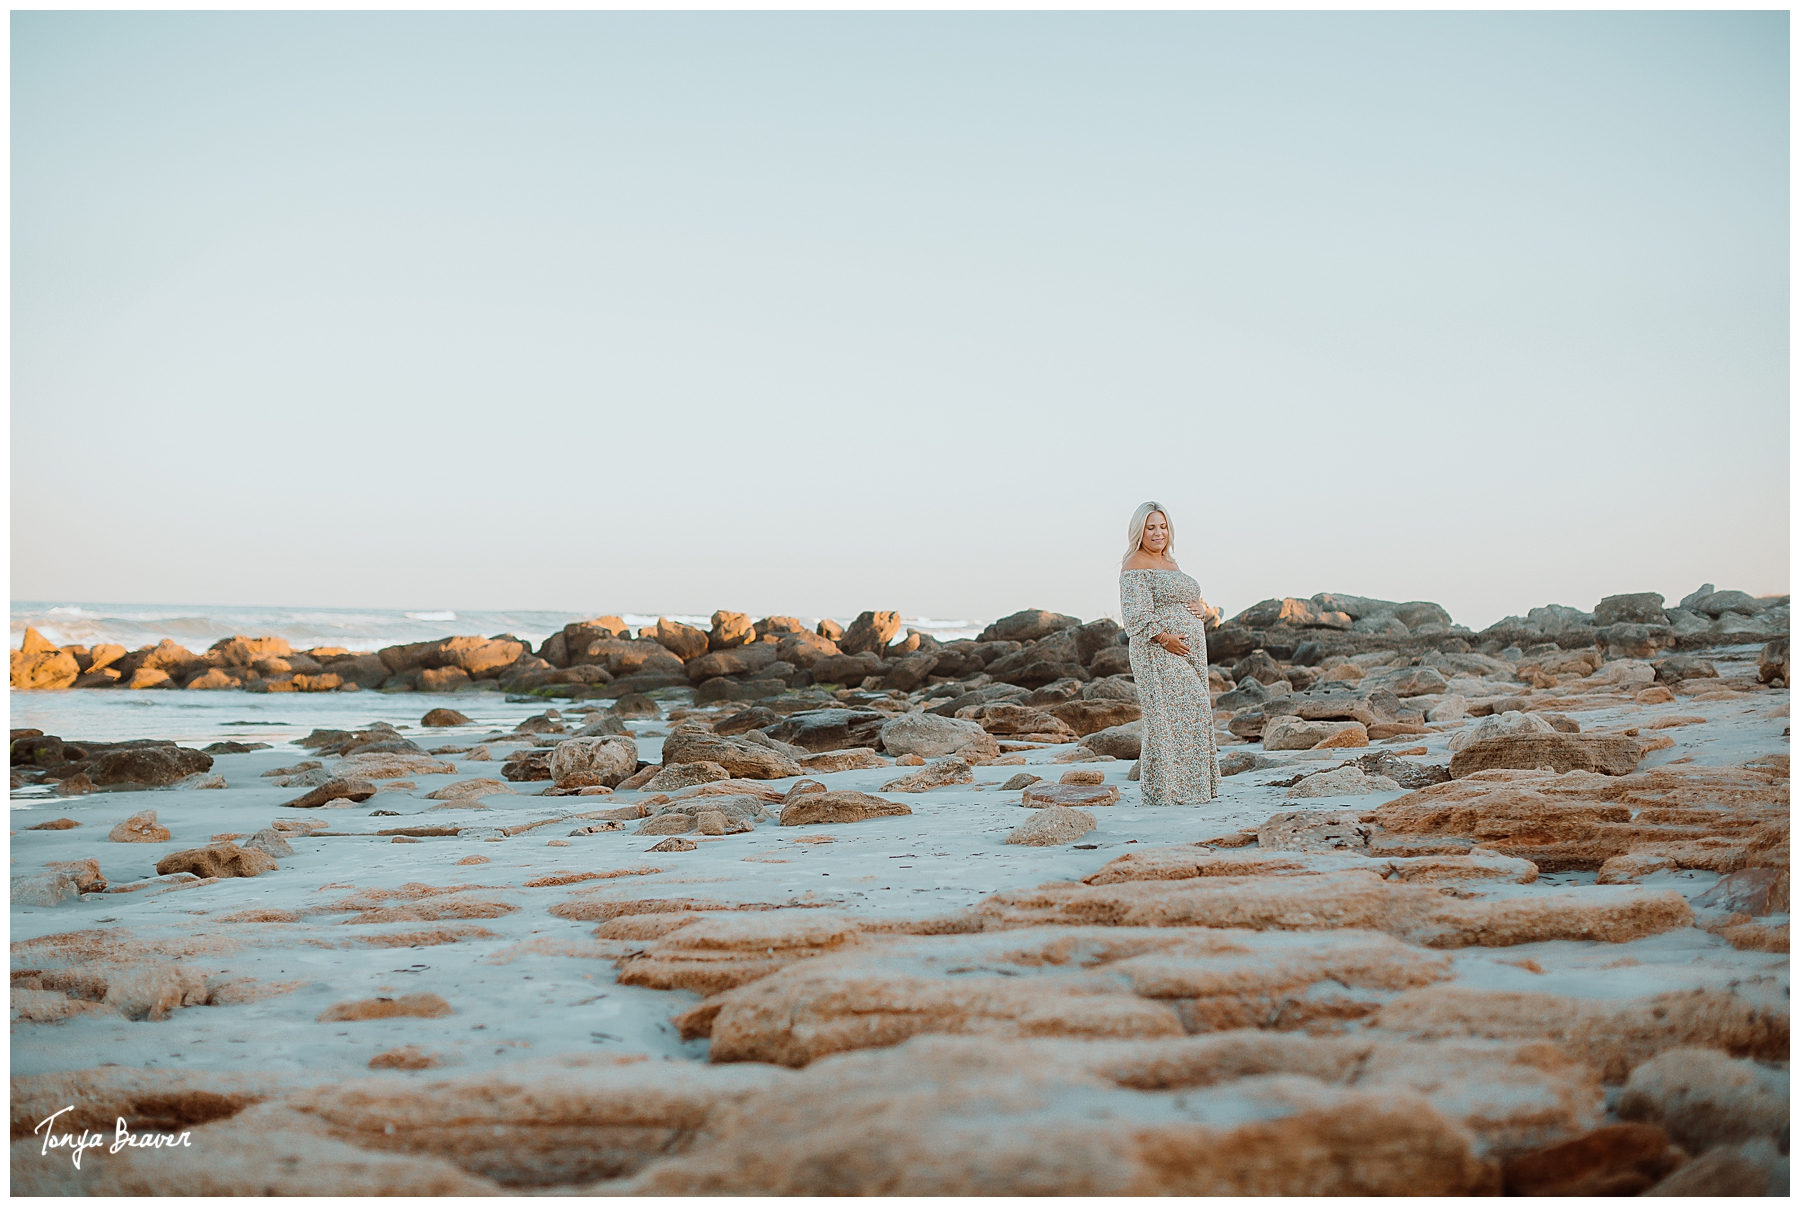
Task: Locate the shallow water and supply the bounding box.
[8,686,577,749]
[10,601,987,654]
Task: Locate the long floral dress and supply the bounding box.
[1120,568,1222,805]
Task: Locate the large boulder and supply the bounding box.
[709,611,756,651]
[579,639,686,679]
[1689,589,1765,618]
[662,731,803,780]
[978,609,1082,644]
[1757,639,1789,685]
[319,653,389,690]
[112,640,204,684]
[810,652,885,687]
[378,636,525,679]
[882,653,940,693]
[11,647,78,690]
[955,703,1076,739]
[686,650,756,683]
[763,709,888,752]
[878,713,997,760]
[1080,721,1143,760]
[1594,593,1667,627]
[1449,734,1642,779]
[1005,806,1097,847]
[84,745,213,787]
[653,618,710,661]
[548,736,639,787]
[836,611,903,656]
[207,636,293,666]
[775,631,841,669]
[1045,699,1142,736]
[1262,718,1370,751]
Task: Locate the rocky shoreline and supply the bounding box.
[9,584,1790,1195]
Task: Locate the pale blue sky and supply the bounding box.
[12,12,1789,628]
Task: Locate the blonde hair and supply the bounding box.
[1123,501,1174,563]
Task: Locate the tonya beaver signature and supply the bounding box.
[33,1105,193,1169]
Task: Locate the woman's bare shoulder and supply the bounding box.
[1121,553,1175,572]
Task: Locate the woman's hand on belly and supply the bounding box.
[1152,631,1192,658]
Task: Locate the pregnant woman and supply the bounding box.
[1119,501,1222,805]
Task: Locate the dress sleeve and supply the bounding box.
[1119,573,1160,640]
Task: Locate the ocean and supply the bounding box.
[8,600,990,749]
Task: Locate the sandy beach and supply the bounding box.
[9,589,1790,1194]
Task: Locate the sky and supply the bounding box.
[11,11,1790,631]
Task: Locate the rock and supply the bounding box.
[418,667,473,693]
[881,757,974,793]
[84,745,213,787]
[645,761,734,793]
[25,818,79,830]
[1426,694,1468,723]
[1087,646,1133,678]
[11,647,79,690]
[808,652,885,687]
[611,692,662,719]
[203,740,270,754]
[1635,686,1676,705]
[775,631,842,669]
[1005,806,1097,846]
[1285,767,1400,799]
[648,837,699,853]
[1446,709,1555,753]
[708,611,756,651]
[652,618,710,661]
[1081,673,1137,702]
[1262,718,1369,751]
[53,773,94,796]
[695,810,731,836]
[547,736,639,788]
[331,753,456,780]
[1500,1123,1686,1196]
[1259,808,1376,851]
[208,635,292,665]
[113,639,205,683]
[1386,667,1449,697]
[1757,638,1789,685]
[421,778,514,801]
[779,791,912,826]
[978,609,1082,643]
[1692,589,1765,618]
[1059,768,1106,785]
[881,652,940,692]
[1652,656,1717,685]
[1231,650,1285,685]
[798,749,890,774]
[685,650,754,683]
[955,703,1076,739]
[575,713,630,737]
[317,993,454,1022]
[1001,773,1043,791]
[108,809,172,843]
[763,709,888,752]
[1045,699,1142,736]
[245,828,295,858]
[421,708,471,727]
[1449,734,1642,778]
[755,615,807,640]
[1021,783,1120,808]
[1355,751,1452,790]
[170,772,227,790]
[637,813,697,836]
[1352,615,1410,637]
[155,843,278,878]
[18,626,56,655]
[1690,867,1788,917]
[836,610,903,656]
[283,778,377,808]
[877,713,997,760]
[1617,1047,1788,1156]
[662,731,804,780]
[1598,624,1674,660]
